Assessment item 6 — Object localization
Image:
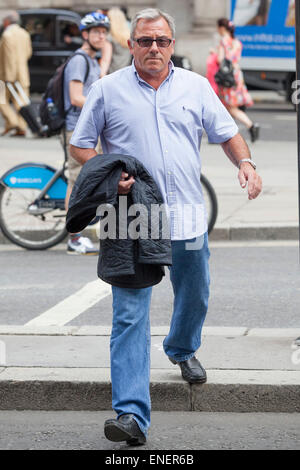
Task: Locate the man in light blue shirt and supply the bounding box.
[70,58,239,240]
[70,8,262,445]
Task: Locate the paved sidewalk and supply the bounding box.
[204,138,299,240]
[0,136,298,243]
[0,326,300,412]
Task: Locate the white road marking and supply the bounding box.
[25,280,111,327]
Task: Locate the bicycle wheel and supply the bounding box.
[0,185,68,250]
[200,174,218,234]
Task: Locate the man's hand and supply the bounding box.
[238,163,262,200]
[221,134,262,200]
[118,172,135,195]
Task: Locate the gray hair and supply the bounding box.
[130,8,176,41]
[3,10,20,25]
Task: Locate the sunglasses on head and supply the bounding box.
[133,37,173,48]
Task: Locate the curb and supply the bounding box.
[0,225,298,245]
[1,325,300,337]
[0,329,300,412]
[0,368,299,412]
[209,225,299,241]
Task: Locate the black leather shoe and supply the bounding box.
[104,414,146,446]
[169,355,207,384]
[249,123,260,143]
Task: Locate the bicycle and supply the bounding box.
[0,154,218,250]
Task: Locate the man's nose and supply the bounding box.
[149,39,159,52]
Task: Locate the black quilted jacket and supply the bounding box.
[66,154,172,288]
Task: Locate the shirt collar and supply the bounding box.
[132,60,175,87]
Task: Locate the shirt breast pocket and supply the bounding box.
[182,105,202,137]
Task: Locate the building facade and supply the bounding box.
[0,0,230,74]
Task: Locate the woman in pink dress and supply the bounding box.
[206,50,219,95]
[216,18,259,142]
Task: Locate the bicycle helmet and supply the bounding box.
[80,12,110,32]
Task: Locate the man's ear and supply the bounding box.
[171,39,175,54]
[127,38,134,54]
[82,30,88,42]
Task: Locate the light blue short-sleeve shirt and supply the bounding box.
[63,49,101,131]
[70,62,238,240]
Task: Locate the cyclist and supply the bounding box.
[62,11,110,255]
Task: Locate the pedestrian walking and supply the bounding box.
[106,7,131,74]
[95,9,113,78]
[206,49,219,95]
[69,8,262,445]
[0,10,32,137]
[98,39,112,78]
[62,12,110,255]
[216,18,260,143]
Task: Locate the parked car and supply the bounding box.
[18,9,82,93]
[17,8,192,94]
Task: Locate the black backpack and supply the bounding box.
[214,58,236,88]
[39,51,90,136]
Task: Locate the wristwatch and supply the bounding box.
[238,158,257,170]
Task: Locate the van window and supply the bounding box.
[22,15,54,46]
[57,19,82,48]
[233,0,271,27]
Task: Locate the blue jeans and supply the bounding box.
[110,233,210,436]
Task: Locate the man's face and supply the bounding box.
[83,26,107,49]
[128,17,175,76]
[69,24,79,36]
